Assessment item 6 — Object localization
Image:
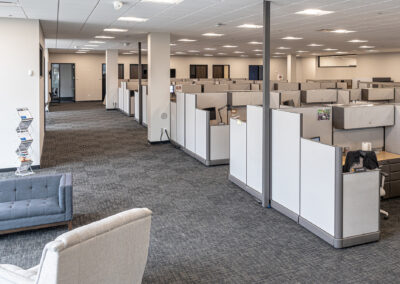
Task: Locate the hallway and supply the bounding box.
[1,102,400,283]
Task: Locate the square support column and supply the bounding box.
[147,32,170,143]
[287,54,297,82]
[106,49,118,109]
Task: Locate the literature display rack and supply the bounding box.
[16,108,34,176]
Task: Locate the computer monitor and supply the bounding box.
[203,107,216,120]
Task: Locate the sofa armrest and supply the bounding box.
[0,265,35,284]
[58,173,73,220]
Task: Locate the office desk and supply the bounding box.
[342,151,400,198]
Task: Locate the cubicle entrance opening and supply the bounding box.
[51,63,75,102]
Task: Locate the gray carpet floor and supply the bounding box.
[1,102,400,283]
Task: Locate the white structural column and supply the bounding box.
[106,49,118,109]
[147,32,171,142]
[287,54,297,82]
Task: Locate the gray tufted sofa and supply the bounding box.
[0,173,73,234]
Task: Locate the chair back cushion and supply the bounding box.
[0,174,62,203]
[36,208,152,284]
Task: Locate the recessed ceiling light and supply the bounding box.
[80,47,94,50]
[175,51,186,54]
[249,41,262,45]
[296,50,308,53]
[348,39,368,43]
[104,28,128,32]
[122,52,133,55]
[178,38,196,42]
[277,46,290,50]
[95,35,115,39]
[366,49,378,52]
[308,43,323,47]
[282,36,303,40]
[223,45,237,48]
[202,33,224,37]
[204,54,213,57]
[274,52,285,55]
[336,51,348,54]
[359,45,375,49]
[170,43,177,46]
[240,55,248,57]
[331,29,355,34]
[217,53,227,55]
[89,41,105,44]
[253,49,262,52]
[237,24,263,29]
[141,0,184,3]
[118,16,148,22]
[188,50,199,53]
[84,44,99,47]
[295,9,334,16]
[233,51,244,54]
[323,48,338,51]
[204,48,217,51]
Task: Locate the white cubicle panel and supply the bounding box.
[210,125,229,161]
[195,109,209,160]
[142,87,147,125]
[176,92,185,147]
[270,92,281,109]
[170,102,177,142]
[246,106,263,194]
[134,91,140,121]
[342,171,379,238]
[118,87,124,110]
[185,94,196,153]
[385,104,400,154]
[123,90,131,115]
[271,110,301,219]
[229,118,247,183]
[300,138,337,236]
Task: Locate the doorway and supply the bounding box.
[51,63,75,102]
[190,65,208,79]
[102,63,106,101]
[249,65,263,80]
[213,65,230,79]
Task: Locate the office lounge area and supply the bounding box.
[2,0,400,283]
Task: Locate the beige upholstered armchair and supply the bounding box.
[0,208,152,284]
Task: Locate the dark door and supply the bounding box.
[213,65,224,78]
[51,63,75,102]
[249,65,263,80]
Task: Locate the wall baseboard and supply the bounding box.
[0,165,40,173]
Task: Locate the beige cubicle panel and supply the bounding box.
[300,82,321,90]
[281,91,301,107]
[126,82,139,91]
[362,88,394,101]
[274,82,299,91]
[336,82,348,89]
[175,84,202,93]
[349,89,362,101]
[251,84,260,91]
[203,84,228,93]
[321,82,337,89]
[229,83,251,91]
[301,89,337,104]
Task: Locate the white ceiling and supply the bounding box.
[2,0,400,57]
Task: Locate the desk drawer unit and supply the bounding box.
[379,158,400,198]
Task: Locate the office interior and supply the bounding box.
[1,0,400,283]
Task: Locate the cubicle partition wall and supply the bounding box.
[118,82,135,116]
[134,85,147,126]
[229,105,263,199]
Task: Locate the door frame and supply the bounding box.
[51,63,76,102]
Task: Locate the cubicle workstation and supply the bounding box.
[118,82,135,117]
[170,91,262,166]
[307,79,352,89]
[134,85,148,126]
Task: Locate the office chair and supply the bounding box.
[380,172,389,219]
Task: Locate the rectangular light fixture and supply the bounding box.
[323,48,338,51]
[141,0,184,3]
[277,46,290,50]
[359,45,375,49]
[202,33,224,37]
[296,50,308,53]
[178,38,196,42]
[188,50,199,53]
[76,51,87,54]
[282,36,302,40]
[80,47,94,50]
[296,9,334,16]
[84,44,99,47]
[118,16,148,22]
[308,43,323,47]
[233,51,244,54]
[274,52,284,55]
[336,51,348,54]
[223,45,237,48]
[237,24,263,29]
[95,35,115,39]
[122,52,134,55]
[204,48,216,50]
[175,51,186,54]
[217,53,227,55]
[253,49,262,52]
[104,28,128,32]
[330,29,355,34]
[204,54,213,57]
[89,41,105,44]
[249,41,262,45]
[170,43,177,46]
[348,39,368,43]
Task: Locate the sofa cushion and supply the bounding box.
[0,175,62,203]
[0,197,63,221]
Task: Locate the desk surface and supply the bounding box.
[342,151,400,165]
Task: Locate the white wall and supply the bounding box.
[0,19,44,169]
[49,52,287,101]
[297,52,400,83]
